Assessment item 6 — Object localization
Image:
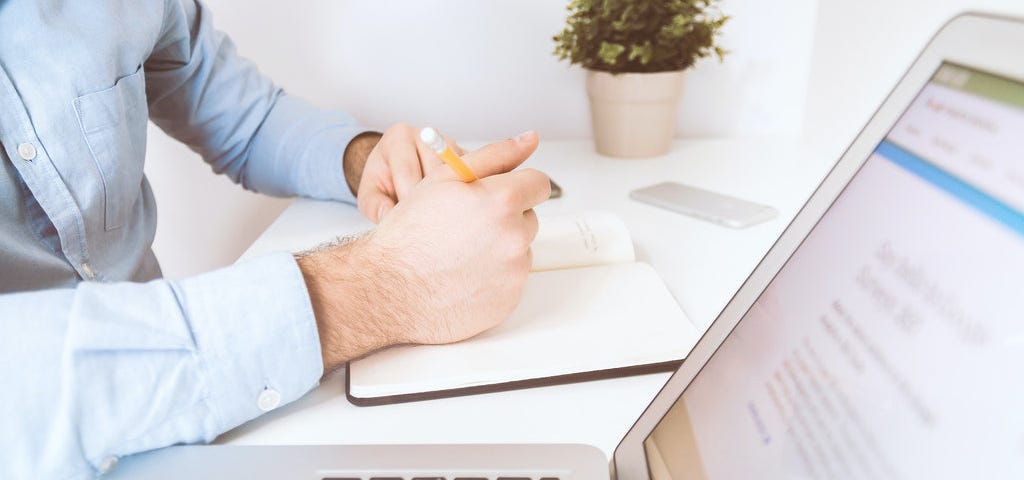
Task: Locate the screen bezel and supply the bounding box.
[612,12,1024,479]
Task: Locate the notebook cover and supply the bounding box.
[344,358,684,406]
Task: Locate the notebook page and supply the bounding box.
[349,262,698,398]
[531,211,635,272]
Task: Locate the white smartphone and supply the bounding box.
[629,181,778,228]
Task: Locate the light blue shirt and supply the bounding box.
[0,1,367,478]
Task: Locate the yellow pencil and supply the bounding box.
[419,127,478,182]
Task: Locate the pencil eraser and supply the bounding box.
[419,127,445,153]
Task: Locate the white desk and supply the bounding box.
[217,138,832,458]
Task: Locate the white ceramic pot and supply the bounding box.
[585,69,685,158]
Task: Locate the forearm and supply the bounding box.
[296,233,421,373]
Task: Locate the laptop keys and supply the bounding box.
[321,477,561,479]
[323,475,560,479]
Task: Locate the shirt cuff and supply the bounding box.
[248,93,372,204]
[176,251,324,434]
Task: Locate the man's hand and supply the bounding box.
[343,123,465,224]
[301,131,548,372]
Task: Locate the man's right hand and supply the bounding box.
[297,131,550,372]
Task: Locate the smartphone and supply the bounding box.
[549,179,563,199]
[629,181,778,228]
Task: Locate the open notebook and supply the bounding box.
[347,211,700,406]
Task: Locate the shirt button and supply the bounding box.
[17,143,36,161]
[81,263,95,280]
[257,387,281,411]
[98,455,118,474]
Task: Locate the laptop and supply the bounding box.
[108,12,1024,479]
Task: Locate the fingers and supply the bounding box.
[416,131,464,175]
[443,134,466,156]
[458,131,539,179]
[415,135,445,172]
[357,184,397,224]
[523,208,539,268]
[483,167,552,212]
[381,125,425,199]
[523,208,539,242]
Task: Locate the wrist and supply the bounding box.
[295,235,414,373]
[342,131,383,196]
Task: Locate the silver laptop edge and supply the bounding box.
[612,11,1024,478]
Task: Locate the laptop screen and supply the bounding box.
[643,63,1024,479]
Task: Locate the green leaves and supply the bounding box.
[661,14,695,38]
[552,0,728,74]
[598,41,626,65]
[628,41,653,64]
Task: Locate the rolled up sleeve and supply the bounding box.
[0,253,323,479]
[172,252,324,433]
[144,0,368,203]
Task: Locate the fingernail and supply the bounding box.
[377,204,389,221]
[515,130,535,143]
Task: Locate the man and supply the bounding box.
[0,1,550,478]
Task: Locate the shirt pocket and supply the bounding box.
[73,65,148,231]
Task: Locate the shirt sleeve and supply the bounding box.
[143,0,367,203]
[0,252,324,479]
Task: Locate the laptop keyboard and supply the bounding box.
[321,472,561,476]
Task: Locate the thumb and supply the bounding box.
[357,188,397,224]
[460,131,539,179]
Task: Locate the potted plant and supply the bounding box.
[554,0,729,158]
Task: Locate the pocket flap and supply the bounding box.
[74,66,145,134]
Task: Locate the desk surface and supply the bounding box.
[217,138,832,457]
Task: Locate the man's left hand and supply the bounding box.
[342,123,464,224]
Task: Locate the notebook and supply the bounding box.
[346,211,700,406]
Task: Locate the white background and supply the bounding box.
[145,0,1024,278]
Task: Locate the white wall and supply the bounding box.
[804,1,1024,158]
[147,0,818,278]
